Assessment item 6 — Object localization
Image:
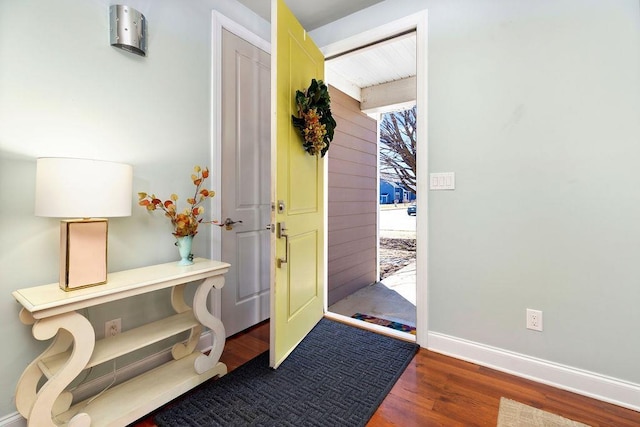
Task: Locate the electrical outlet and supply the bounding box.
[526,309,543,331]
[105,318,121,337]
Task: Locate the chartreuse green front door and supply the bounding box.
[270,0,325,368]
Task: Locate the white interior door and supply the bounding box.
[220,28,271,337]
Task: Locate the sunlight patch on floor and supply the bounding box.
[328,262,416,327]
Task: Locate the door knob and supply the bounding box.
[218,217,243,230]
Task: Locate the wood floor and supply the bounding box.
[134,319,639,426]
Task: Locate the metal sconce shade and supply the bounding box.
[110,5,146,57]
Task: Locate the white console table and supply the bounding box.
[12,257,230,427]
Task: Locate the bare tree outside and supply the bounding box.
[379,106,417,193]
[378,105,417,280]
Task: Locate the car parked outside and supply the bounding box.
[407,204,416,216]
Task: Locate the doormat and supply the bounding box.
[352,312,416,335]
[154,318,418,427]
[497,397,591,426]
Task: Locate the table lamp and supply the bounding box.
[35,158,133,291]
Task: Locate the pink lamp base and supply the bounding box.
[60,219,108,291]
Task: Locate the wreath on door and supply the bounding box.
[291,79,336,157]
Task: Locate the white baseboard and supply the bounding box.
[0,413,24,427]
[1,331,214,427]
[427,331,640,412]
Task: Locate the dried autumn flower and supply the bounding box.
[138,166,215,237]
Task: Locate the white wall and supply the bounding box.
[314,0,640,397]
[427,0,640,384]
[0,0,268,418]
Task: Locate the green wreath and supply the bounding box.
[291,79,336,157]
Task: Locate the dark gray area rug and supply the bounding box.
[154,318,419,426]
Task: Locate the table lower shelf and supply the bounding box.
[40,311,200,378]
[56,352,227,427]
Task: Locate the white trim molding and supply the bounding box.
[321,12,425,59]
[0,413,24,427]
[319,9,429,349]
[428,331,640,412]
[324,312,416,343]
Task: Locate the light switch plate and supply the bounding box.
[430,172,455,190]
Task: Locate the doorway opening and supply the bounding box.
[324,31,418,338]
[377,105,417,326]
[327,105,418,336]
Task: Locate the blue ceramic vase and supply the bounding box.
[175,235,194,266]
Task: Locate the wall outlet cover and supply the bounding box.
[526,309,543,331]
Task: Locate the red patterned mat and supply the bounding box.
[352,313,416,335]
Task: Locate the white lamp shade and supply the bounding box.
[35,158,133,218]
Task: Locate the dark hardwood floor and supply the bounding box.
[134,320,639,426]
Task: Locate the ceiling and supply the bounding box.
[326,31,416,114]
[235,0,386,31]
[326,32,416,85]
[236,0,416,113]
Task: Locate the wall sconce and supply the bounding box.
[35,158,133,291]
[110,5,147,57]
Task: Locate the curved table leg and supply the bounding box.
[21,312,94,427]
[15,325,73,419]
[170,283,190,314]
[170,283,203,360]
[192,275,227,376]
[171,323,203,360]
